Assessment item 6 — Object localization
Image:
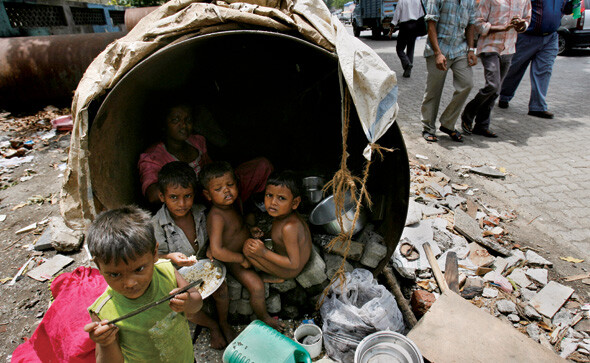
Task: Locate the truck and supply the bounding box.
[352,0,397,38]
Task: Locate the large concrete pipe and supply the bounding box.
[0,32,124,110]
[124,6,158,31]
[88,30,409,273]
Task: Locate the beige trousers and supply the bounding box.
[421,55,473,134]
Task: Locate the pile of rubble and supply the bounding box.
[393,159,590,361]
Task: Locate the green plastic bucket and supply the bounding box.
[223,320,312,363]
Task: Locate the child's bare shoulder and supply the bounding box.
[280,214,306,234]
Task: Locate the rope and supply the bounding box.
[316,87,397,308]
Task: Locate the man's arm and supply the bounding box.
[465,24,478,66]
[427,20,448,71]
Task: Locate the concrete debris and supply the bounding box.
[507,314,520,323]
[469,165,506,178]
[462,276,484,299]
[26,254,74,281]
[496,300,517,314]
[525,250,553,267]
[527,323,541,342]
[468,242,495,267]
[519,288,536,302]
[48,217,84,252]
[524,305,542,320]
[454,209,511,256]
[405,199,422,226]
[529,281,574,318]
[482,287,498,298]
[507,269,533,288]
[525,268,548,286]
[443,195,466,210]
[504,249,526,270]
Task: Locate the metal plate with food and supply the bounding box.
[178,259,226,299]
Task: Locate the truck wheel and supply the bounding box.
[372,27,381,39]
[558,32,569,55]
[353,22,360,37]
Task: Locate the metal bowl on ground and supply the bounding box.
[309,192,366,235]
[354,331,423,363]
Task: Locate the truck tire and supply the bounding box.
[353,21,360,37]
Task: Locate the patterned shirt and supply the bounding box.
[152,204,208,262]
[476,0,532,55]
[424,0,477,59]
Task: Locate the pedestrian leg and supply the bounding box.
[421,56,448,135]
[439,56,473,132]
[499,33,537,104]
[528,32,558,112]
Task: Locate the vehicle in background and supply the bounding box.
[558,0,590,54]
[352,0,397,38]
[340,1,355,24]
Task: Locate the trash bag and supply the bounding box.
[320,268,405,363]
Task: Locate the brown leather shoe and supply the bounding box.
[528,110,554,119]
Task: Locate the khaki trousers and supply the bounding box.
[421,55,473,134]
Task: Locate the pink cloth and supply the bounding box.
[11,267,108,363]
[138,134,210,195]
[475,0,531,55]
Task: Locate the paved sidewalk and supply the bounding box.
[357,32,590,261]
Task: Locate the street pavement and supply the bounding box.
[351,28,590,262]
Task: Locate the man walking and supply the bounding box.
[389,0,425,77]
[461,0,531,137]
[497,0,573,119]
[420,0,478,142]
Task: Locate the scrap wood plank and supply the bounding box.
[454,209,511,256]
[407,291,566,363]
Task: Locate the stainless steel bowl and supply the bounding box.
[354,331,423,363]
[305,189,324,204]
[309,193,366,235]
[302,176,324,190]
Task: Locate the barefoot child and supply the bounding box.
[243,171,312,280]
[201,161,282,330]
[84,206,202,362]
[151,161,235,349]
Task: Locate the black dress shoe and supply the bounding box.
[403,65,413,78]
[498,100,509,109]
[528,110,554,119]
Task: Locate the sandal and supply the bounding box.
[422,131,438,142]
[400,242,420,261]
[439,126,463,142]
[461,114,473,135]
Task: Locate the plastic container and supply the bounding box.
[223,320,312,363]
[294,323,323,359]
[354,331,423,363]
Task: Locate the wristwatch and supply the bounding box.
[468,48,477,52]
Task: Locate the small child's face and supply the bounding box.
[165,105,193,142]
[97,251,158,300]
[203,172,239,207]
[264,184,300,218]
[159,184,194,219]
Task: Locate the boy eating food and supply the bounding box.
[201,161,282,330]
[152,161,235,349]
[84,206,202,362]
[243,171,311,280]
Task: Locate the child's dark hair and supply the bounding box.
[158,161,197,194]
[267,171,300,198]
[87,206,156,266]
[200,161,235,189]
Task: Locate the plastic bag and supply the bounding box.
[320,268,405,363]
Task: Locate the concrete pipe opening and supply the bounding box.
[88,30,409,270]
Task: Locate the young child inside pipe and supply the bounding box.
[243,170,312,281]
[84,206,202,362]
[151,161,235,349]
[201,161,283,331]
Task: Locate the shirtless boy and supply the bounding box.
[243,171,311,280]
[201,162,281,330]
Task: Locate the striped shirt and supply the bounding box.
[424,0,477,59]
[476,0,532,55]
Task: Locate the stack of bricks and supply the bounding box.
[226,224,388,322]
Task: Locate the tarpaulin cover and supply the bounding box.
[61,0,398,229]
[11,267,107,362]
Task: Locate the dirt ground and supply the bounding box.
[0,107,588,362]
